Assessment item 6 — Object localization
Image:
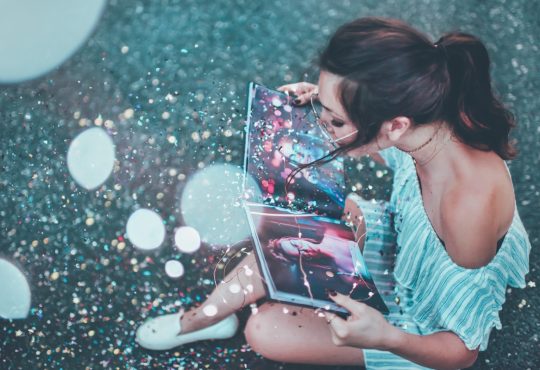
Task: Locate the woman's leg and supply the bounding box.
[343,193,367,253]
[180,252,266,333]
[244,302,364,366]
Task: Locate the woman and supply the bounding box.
[136,17,531,369]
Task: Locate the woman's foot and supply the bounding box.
[178,308,219,335]
[135,309,239,351]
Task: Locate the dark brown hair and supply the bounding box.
[325,17,516,156]
[287,17,517,188]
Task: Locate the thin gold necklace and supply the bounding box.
[398,123,443,154]
[412,132,454,166]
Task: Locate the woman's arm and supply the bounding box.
[325,293,479,370]
[387,328,479,370]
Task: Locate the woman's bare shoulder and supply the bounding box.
[440,156,514,269]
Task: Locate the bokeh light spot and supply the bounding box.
[126,209,165,250]
[0,0,107,83]
[164,260,185,278]
[174,226,201,254]
[0,259,31,319]
[202,304,218,317]
[67,127,115,190]
[228,283,241,294]
[180,164,261,247]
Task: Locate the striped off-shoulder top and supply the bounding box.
[378,146,531,351]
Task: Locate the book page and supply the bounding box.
[245,202,389,314]
[243,83,346,219]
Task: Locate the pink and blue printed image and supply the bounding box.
[244,83,346,219]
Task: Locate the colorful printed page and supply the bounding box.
[243,82,346,219]
[244,202,389,315]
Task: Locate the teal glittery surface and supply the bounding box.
[1,0,538,369]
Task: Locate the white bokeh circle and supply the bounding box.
[0,259,31,319]
[67,127,115,190]
[228,283,241,294]
[126,209,166,250]
[180,164,261,247]
[164,260,185,278]
[202,304,218,317]
[174,226,201,254]
[0,0,107,83]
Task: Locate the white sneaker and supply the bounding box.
[135,309,240,351]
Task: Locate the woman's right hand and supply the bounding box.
[277,82,318,106]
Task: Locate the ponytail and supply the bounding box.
[436,32,517,159]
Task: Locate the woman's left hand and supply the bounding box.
[324,292,398,350]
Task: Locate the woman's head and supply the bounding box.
[315,16,517,160]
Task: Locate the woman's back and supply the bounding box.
[415,142,516,268]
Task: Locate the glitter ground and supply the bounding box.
[0,0,539,369]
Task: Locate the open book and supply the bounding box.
[242,82,388,315]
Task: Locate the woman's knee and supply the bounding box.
[243,304,283,360]
[243,306,269,354]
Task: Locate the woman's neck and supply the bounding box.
[397,121,460,176]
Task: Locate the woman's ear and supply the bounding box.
[382,116,412,142]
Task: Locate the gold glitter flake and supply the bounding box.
[122,108,134,120]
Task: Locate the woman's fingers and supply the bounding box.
[329,292,366,317]
[276,83,296,94]
[276,82,318,104]
[324,312,349,346]
[292,91,315,106]
[276,82,307,95]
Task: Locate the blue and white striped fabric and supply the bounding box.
[355,197,432,369]
[353,147,531,369]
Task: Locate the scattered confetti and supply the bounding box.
[0,1,536,369]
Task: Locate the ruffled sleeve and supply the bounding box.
[378,147,408,172]
[394,212,532,352]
